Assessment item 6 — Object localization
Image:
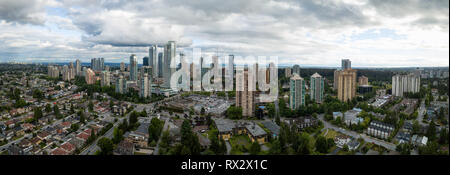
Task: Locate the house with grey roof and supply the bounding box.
[245,123,267,144]
[367,121,395,139]
[260,121,280,138]
[333,112,343,120]
[214,118,235,141]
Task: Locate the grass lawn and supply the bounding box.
[229,135,252,155]
[321,129,339,140]
[230,135,251,149]
[328,145,337,154]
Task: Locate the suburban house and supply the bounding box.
[333,112,343,120]
[334,135,351,148]
[197,134,211,149]
[60,141,76,154]
[395,131,411,144]
[347,139,360,151]
[113,139,135,155]
[13,126,25,136]
[37,131,51,140]
[50,148,69,155]
[411,135,428,147]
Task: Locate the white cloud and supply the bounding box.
[0,0,448,67]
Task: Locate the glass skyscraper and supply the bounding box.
[130,54,138,81]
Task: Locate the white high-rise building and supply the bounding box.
[163,41,176,87]
[129,54,138,81]
[140,73,150,98]
[149,45,158,78]
[101,71,110,87]
[76,59,81,76]
[62,65,70,81]
[48,66,60,78]
[115,75,126,94]
[310,73,324,104]
[392,74,420,97]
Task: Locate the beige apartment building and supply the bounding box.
[236,70,255,117]
[337,69,357,102]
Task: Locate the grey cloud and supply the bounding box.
[368,0,449,27]
[0,0,46,25]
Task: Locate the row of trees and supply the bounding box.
[148,117,164,145]
[268,122,328,155]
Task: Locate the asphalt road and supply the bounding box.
[80,104,153,155]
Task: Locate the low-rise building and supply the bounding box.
[411,135,428,146]
[285,116,319,130]
[333,112,343,120]
[213,118,267,144]
[367,121,395,139]
[245,123,267,144]
[344,108,363,126]
[113,139,135,155]
[60,141,76,154]
[260,121,280,138]
[334,135,351,148]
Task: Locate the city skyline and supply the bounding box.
[0,0,448,67]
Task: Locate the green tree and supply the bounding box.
[53,105,60,116]
[109,100,114,109]
[226,106,243,119]
[70,123,80,132]
[275,116,281,126]
[112,127,124,144]
[179,120,201,155]
[267,103,276,118]
[33,107,43,121]
[396,143,411,155]
[45,104,52,113]
[148,117,163,143]
[209,129,220,154]
[426,120,437,141]
[439,129,449,145]
[315,136,329,153]
[269,139,282,154]
[88,101,94,112]
[97,137,114,155]
[129,111,139,127]
[296,133,311,155]
[160,130,171,149]
[80,111,86,124]
[250,141,261,155]
[412,120,420,134]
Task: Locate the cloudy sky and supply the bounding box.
[0,0,448,67]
